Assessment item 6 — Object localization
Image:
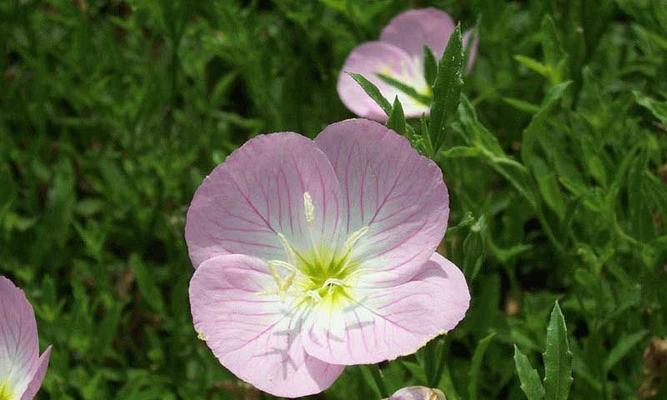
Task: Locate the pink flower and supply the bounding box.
[186,119,470,398]
[0,277,51,400]
[338,8,478,122]
[386,386,447,400]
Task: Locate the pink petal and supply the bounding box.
[337,41,430,121]
[302,253,470,365]
[389,386,447,400]
[20,346,51,400]
[463,29,479,73]
[189,255,344,398]
[185,133,342,268]
[380,8,455,59]
[315,119,449,286]
[0,276,40,399]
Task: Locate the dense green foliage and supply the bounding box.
[1,0,666,399]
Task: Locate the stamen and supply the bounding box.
[267,260,297,293]
[322,278,346,288]
[343,226,369,253]
[277,232,298,264]
[307,290,322,302]
[267,260,297,273]
[303,192,315,224]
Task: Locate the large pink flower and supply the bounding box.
[186,119,470,398]
[338,8,478,121]
[0,277,51,400]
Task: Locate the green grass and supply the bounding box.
[1,0,666,399]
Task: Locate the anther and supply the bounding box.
[303,192,315,224]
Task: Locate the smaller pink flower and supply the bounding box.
[338,8,478,122]
[0,277,52,400]
[386,386,447,400]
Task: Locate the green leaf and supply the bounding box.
[348,72,392,116]
[532,157,566,220]
[386,96,407,135]
[458,96,539,208]
[423,45,438,85]
[468,332,496,400]
[429,24,463,154]
[514,345,546,400]
[543,301,573,400]
[130,254,166,314]
[514,55,551,77]
[463,216,487,282]
[503,97,541,114]
[360,365,389,398]
[634,91,667,124]
[603,330,648,372]
[540,15,568,84]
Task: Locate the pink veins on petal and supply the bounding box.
[186,119,470,398]
[0,277,52,400]
[337,7,479,121]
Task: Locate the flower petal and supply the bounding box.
[380,8,455,59]
[20,346,51,400]
[463,29,479,73]
[337,41,430,121]
[302,253,469,365]
[0,276,39,399]
[315,119,449,286]
[189,255,343,398]
[185,133,342,268]
[389,386,447,400]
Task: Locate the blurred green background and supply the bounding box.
[1,0,666,399]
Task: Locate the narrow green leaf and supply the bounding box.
[429,24,463,154]
[603,330,648,372]
[463,216,487,282]
[441,146,482,158]
[423,45,438,85]
[541,15,567,84]
[360,365,389,398]
[514,345,546,400]
[130,254,166,314]
[521,82,571,169]
[543,301,573,400]
[348,72,392,116]
[468,332,496,400]
[514,55,551,77]
[387,96,407,135]
[634,90,667,124]
[503,97,541,114]
[532,158,566,220]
